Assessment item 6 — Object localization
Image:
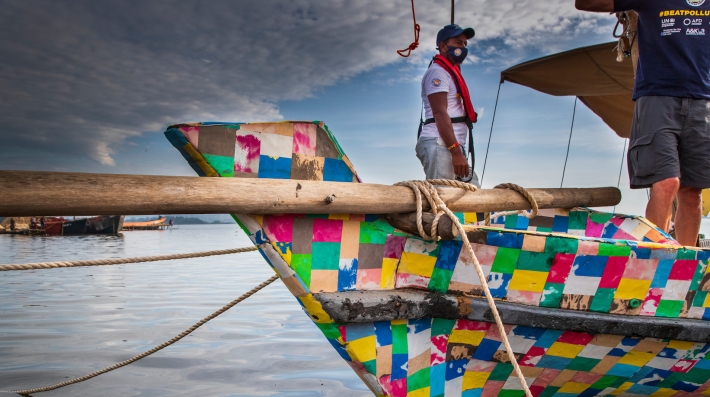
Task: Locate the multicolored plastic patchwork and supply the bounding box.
[166,121,710,396]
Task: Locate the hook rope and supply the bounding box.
[560,97,578,188]
[613,139,628,213]
[397,0,420,57]
[480,81,502,187]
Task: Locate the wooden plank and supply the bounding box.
[0,171,621,216]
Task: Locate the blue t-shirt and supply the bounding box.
[615,0,710,100]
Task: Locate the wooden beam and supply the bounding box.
[0,171,621,216]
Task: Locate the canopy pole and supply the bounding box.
[560,97,578,188]
[613,139,628,213]
[480,81,503,187]
[451,0,454,24]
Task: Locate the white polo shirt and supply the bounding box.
[420,63,468,144]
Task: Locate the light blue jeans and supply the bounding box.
[415,137,480,186]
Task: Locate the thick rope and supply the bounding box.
[396,0,420,57]
[0,246,258,272]
[395,179,478,240]
[485,183,539,226]
[396,180,532,397]
[1,274,279,396]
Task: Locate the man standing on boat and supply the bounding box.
[576,0,710,246]
[416,24,479,186]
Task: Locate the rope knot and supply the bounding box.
[396,0,420,58]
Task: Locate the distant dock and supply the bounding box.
[122,218,171,231]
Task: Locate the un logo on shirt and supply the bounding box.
[687,0,705,6]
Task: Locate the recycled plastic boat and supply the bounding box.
[167,120,710,397]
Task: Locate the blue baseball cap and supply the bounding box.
[436,24,475,46]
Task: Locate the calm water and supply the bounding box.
[0,224,370,397]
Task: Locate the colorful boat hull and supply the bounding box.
[166,121,710,397]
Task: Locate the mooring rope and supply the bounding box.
[485,183,539,226]
[396,179,534,397]
[0,246,258,272]
[1,274,279,396]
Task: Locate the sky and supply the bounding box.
[0,0,650,215]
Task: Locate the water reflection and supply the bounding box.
[0,225,369,396]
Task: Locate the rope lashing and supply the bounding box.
[396,179,533,397]
[485,183,539,226]
[394,179,478,240]
[396,0,420,57]
[0,246,258,272]
[1,274,279,396]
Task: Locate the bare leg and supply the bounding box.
[676,185,702,246]
[645,178,680,232]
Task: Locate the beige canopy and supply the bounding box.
[501,42,635,138]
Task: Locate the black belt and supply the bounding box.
[417,116,475,171]
[423,116,470,126]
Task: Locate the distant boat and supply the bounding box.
[35,215,124,236]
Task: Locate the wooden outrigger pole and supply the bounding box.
[0,171,620,217]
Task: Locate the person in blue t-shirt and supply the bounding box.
[577,0,710,246]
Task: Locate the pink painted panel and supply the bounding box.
[599,256,628,288]
[235,132,261,173]
[585,219,605,238]
[180,126,200,149]
[262,216,293,242]
[312,219,343,243]
[669,260,699,281]
[293,123,317,156]
[640,288,663,316]
[622,258,659,281]
[455,319,491,331]
[430,335,447,366]
[547,254,575,284]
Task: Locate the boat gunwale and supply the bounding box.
[315,289,710,342]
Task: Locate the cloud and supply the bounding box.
[0,0,616,168]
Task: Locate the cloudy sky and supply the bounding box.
[0,0,649,214]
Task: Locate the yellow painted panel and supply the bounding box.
[463,212,478,224]
[183,143,219,177]
[618,350,655,367]
[346,335,377,362]
[610,382,633,396]
[408,387,431,397]
[703,293,710,308]
[509,270,548,293]
[650,388,679,397]
[329,214,350,221]
[546,342,585,358]
[272,242,292,265]
[667,340,696,350]
[448,330,486,345]
[703,188,710,217]
[298,294,333,324]
[463,372,489,390]
[381,258,398,289]
[614,278,652,300]
[558,382,591,394]
[399,252,437,278]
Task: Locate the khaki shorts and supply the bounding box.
[415,137,480,186]
[628,96,710,189]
